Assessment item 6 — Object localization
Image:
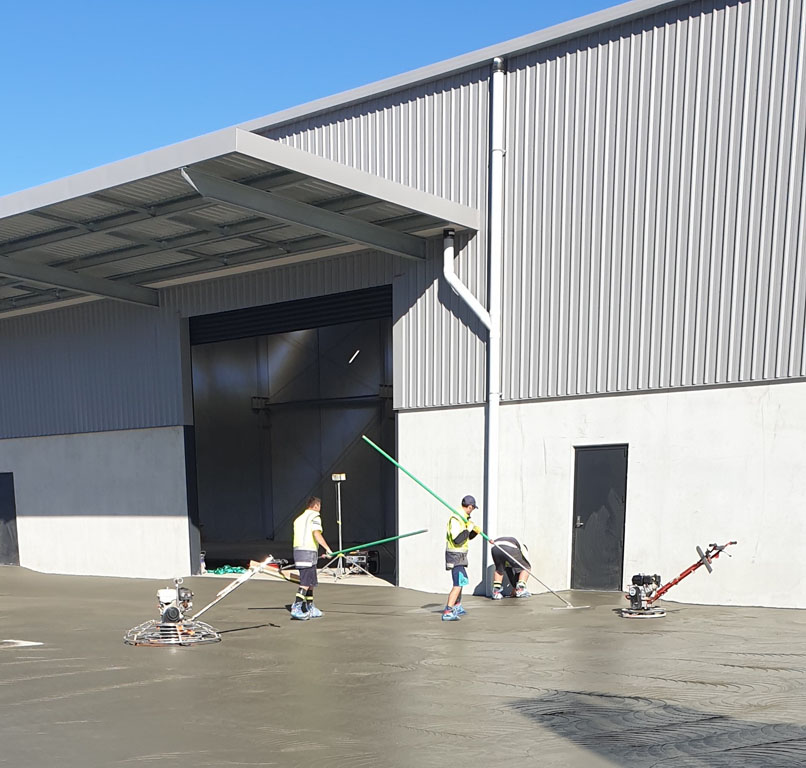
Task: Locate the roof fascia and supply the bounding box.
[1,128,478,234]
[0,129,239,219]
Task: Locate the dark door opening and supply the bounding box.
[571,445,628,590]
[188,288,395,577]
[0,473,20,565]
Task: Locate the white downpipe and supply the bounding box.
[441,57,506,590]
[442,230,491,330]
[487,57,506,552]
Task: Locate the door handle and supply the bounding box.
[575,516,584,528]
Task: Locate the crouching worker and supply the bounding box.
[442,495,481,621]
[290,496,332,620]
[491,536,531,599]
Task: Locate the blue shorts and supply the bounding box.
[451,565,469,588]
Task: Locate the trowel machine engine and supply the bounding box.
[626,573,662,612]
[621,541,737,619]
[157,579,193,624]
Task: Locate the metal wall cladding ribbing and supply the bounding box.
[503,0,806,400]
[167,243,488,411]
[393,235,488,408]
[165,249,404,318]
[261,69,490,208]
[262,72,492,408]
[0,302,185,439]
[0,252,404,439]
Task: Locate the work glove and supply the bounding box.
[472,525,481,535]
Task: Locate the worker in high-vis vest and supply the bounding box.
[441,495,481,621]
[290,496,332,621]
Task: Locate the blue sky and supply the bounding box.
[1,0,618,197]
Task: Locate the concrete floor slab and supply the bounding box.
[2,566,806,767]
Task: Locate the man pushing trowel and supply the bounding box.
[290,496,333,621]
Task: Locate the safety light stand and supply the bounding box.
[322,473,375,580]
[323,473,346,578]
[334,473,346,577]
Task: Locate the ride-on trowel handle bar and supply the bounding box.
[711,541,738,551]
[649,541,737,605]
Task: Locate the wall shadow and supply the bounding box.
[509,689,806,767]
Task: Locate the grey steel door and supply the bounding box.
[571,445,627,590]
[0,473,19,565]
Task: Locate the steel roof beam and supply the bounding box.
[0,169,310,258]
[89,193,155,216]
[0,255,159,307]
[0,191,384,290]
[181,167,427,261]
[110,235,353,285]
[0,205,437,299]
[1,197,202,256]
[28,210,96,233]
[123,213,439,282]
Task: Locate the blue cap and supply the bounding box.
[461,495,477,508]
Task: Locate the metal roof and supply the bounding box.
[0,129,478,316]
[238,0,690,135]
[0,0,687,319]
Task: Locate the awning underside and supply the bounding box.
[0,131,478,314]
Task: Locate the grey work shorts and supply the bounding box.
[298,565,318,589]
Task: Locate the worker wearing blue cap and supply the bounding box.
[441,495,481,621]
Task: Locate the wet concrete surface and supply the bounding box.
[2,566,806,767]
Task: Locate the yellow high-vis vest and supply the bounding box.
[445,513,470,553]
[293,508,322,552]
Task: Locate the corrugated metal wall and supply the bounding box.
[0,67,493,437]
[260,69,489,208]
[165,250,401,318]
[0,251,403,438]
[503,0,806,400]
[7,0,804,434]
[0,301,185,438]
[263,70,492,408]
[393,233,488,408]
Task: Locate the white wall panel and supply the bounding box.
[0,426,194,578]
[397,379,806,608]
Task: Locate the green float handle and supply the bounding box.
[361,434,488,540]
[325,528,428,558]
[362,434,578,608]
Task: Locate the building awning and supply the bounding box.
[0,128,479,316]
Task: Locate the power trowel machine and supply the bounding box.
[621,541,737,618]
[124,556,285,646]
